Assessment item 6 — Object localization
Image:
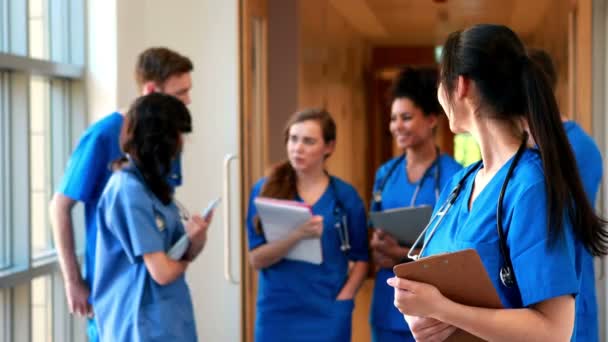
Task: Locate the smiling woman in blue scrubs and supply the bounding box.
[369,67,462,342]
[388,24,608,341]
[92,94,212,342]
[246,109,369,342]
[529,48,604,342]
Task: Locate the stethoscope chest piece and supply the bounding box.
[500,266,515,288]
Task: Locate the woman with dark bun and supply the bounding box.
[369,67,462,342]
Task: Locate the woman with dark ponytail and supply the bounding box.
[92,93,212,341]
[245,109,370,341]
[388,24,607,341]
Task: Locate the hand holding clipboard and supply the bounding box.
[388,249,502,342]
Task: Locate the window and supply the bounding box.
[0,290,7,340]
[30,76,53,257]
[31,276,53,342]
[454,133,481,167]
[0,0,87,341]
[0,72,8,269]
[28,0,49,60]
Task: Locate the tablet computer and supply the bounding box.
[369,206,433,246]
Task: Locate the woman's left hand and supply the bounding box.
[386,277,446,317]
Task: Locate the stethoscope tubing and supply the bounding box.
[406,134,528,288]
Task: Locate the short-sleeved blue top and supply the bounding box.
[565,120,603,342]
[369,154,462,333]
[246,176,369,342]
[56,112,183,295]
[92,163,196,342]
[422,150,581,325]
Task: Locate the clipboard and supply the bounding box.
[393,249,503,342]
[369,206,433,246]
[254,197,323,264]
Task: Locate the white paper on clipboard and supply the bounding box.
[254,197,322,264]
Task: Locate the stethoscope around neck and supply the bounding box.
[327,175,351,253]
[371,147,441,212]
[407,134,529,288]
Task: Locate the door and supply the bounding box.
[115,1,243,340]
[241,0,269,341]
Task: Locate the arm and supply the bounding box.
[249,216,323,269]
[436,294,574,342]
[49,193,92,317]
[389,277,574,342]
[370,229,412,268]
[143,252,189,285]
[336,261,369,300]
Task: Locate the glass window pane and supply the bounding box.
[453,133,481,167]
[30,77,52,256]
[0,0,7,52]
[0,72,7,269]
[31,276,53,342]
[29,0,49,59]
[0,289,6,339]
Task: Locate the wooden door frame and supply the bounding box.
[569,0,593,132]
[239,1,268,341]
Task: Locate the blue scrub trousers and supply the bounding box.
[371,326,415,342]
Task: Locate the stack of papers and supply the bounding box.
[254,197,323,264]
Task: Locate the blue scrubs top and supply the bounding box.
[369,154,462,333]
[92,163,196,342]
[57,112,183,295]
[422,150,582,339]
[565,121,603,342]
[246,176,369,342]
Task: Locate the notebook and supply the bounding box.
[254,197,322,264]
[369,206,433,246]
[393,249,503,342]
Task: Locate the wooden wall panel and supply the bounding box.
[298,0,372,200]
[523,0,593,134]
[298,2,373,341]
[523,0,570,118]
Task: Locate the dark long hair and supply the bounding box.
[439,24,607,255]
[120,93,192,204]
[255,108,336,233]
[391,67,442,116]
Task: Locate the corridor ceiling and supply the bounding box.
[329,0,554,45]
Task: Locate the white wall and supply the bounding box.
[87,1,242,340]
[86,0,118,121]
